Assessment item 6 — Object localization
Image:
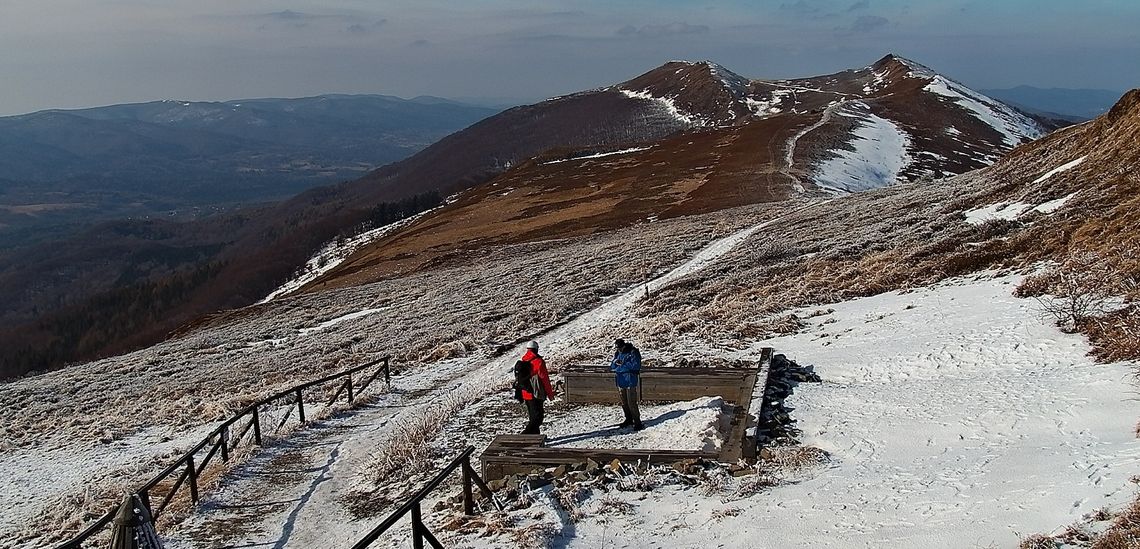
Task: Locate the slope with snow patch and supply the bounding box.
[812,102,913,193]
[925,76,1044,147]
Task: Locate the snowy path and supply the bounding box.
[164,203,825,548]
[558,276,1140,548]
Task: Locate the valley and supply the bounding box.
[1,52,1137,549]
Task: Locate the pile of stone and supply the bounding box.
[756,354,821,446]
[437,457,763,512]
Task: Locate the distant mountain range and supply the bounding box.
[979,86,1124,121]
[0,95,498,247]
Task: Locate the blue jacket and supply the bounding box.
[610,348,642,388]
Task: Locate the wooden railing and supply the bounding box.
[351,445,495,549]
[54,356,391,549]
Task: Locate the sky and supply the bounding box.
[1,0,1138,115]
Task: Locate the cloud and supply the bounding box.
[847,0,870,12]
[850,15,889,32]
[264,10,314,21]
[347,19,387,34]
[780,0,822,16]
[615,22,710,38]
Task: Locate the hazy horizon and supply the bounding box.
[3,0,1138,116]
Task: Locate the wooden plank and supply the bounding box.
[564,371,754,404]
[480,446,719,479]
[487,434,546,449]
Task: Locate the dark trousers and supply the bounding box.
[618,385,641,424]
[523,398,545,434]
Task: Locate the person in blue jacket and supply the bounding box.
[610,338,644,430]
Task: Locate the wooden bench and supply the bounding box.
[481,349,775,479]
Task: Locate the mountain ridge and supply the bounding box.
[0,54,1073,378]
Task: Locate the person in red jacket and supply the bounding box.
[519,340,556,434]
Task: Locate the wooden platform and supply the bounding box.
[480,349,775,479]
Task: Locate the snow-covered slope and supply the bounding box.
[925,75,1045,147]
[813,102,913,193]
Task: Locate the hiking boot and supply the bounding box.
[619,419,634,428]
[633,422,645,431]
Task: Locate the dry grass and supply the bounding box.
[1019,533,1060,549]
[1092,497,1140,549]
[593,494,636,516]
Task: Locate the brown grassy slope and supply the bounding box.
[625,89,1140,357]
[306,115,814,292]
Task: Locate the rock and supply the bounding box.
[759,448,775,460]
[609,458,622,472]
[673,458,700,474]
[732,467,755,477]
[552,465,568,478]
[433,499,449,512]
[487,479,507,491]
[527,475,552,489]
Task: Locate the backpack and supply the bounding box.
[512,360,533,400]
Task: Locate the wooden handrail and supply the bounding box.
[54,356,391,549]
[352,445,494,549]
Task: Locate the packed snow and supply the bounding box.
[963,190,1081,225]
[813,102,913,193]
[544,397,726,452]
[1033,191,1080,214]
[1032,156,1087,184]
[533,276,1140,548]
[924,76,1043,147]
[963,201,1033,224]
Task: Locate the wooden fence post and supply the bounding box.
[411,501,425,549]
[252,407,262,445]
[187,456,199,503]
[462,457,475,515]
[296,388,306,423]
[346,376,354,403]
[220,426,229,462]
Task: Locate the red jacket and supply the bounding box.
[520,350,555,401]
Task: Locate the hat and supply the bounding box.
[614,338,625,348]
[525,340,539,351]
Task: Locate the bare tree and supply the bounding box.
[1033,252,1114,333]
